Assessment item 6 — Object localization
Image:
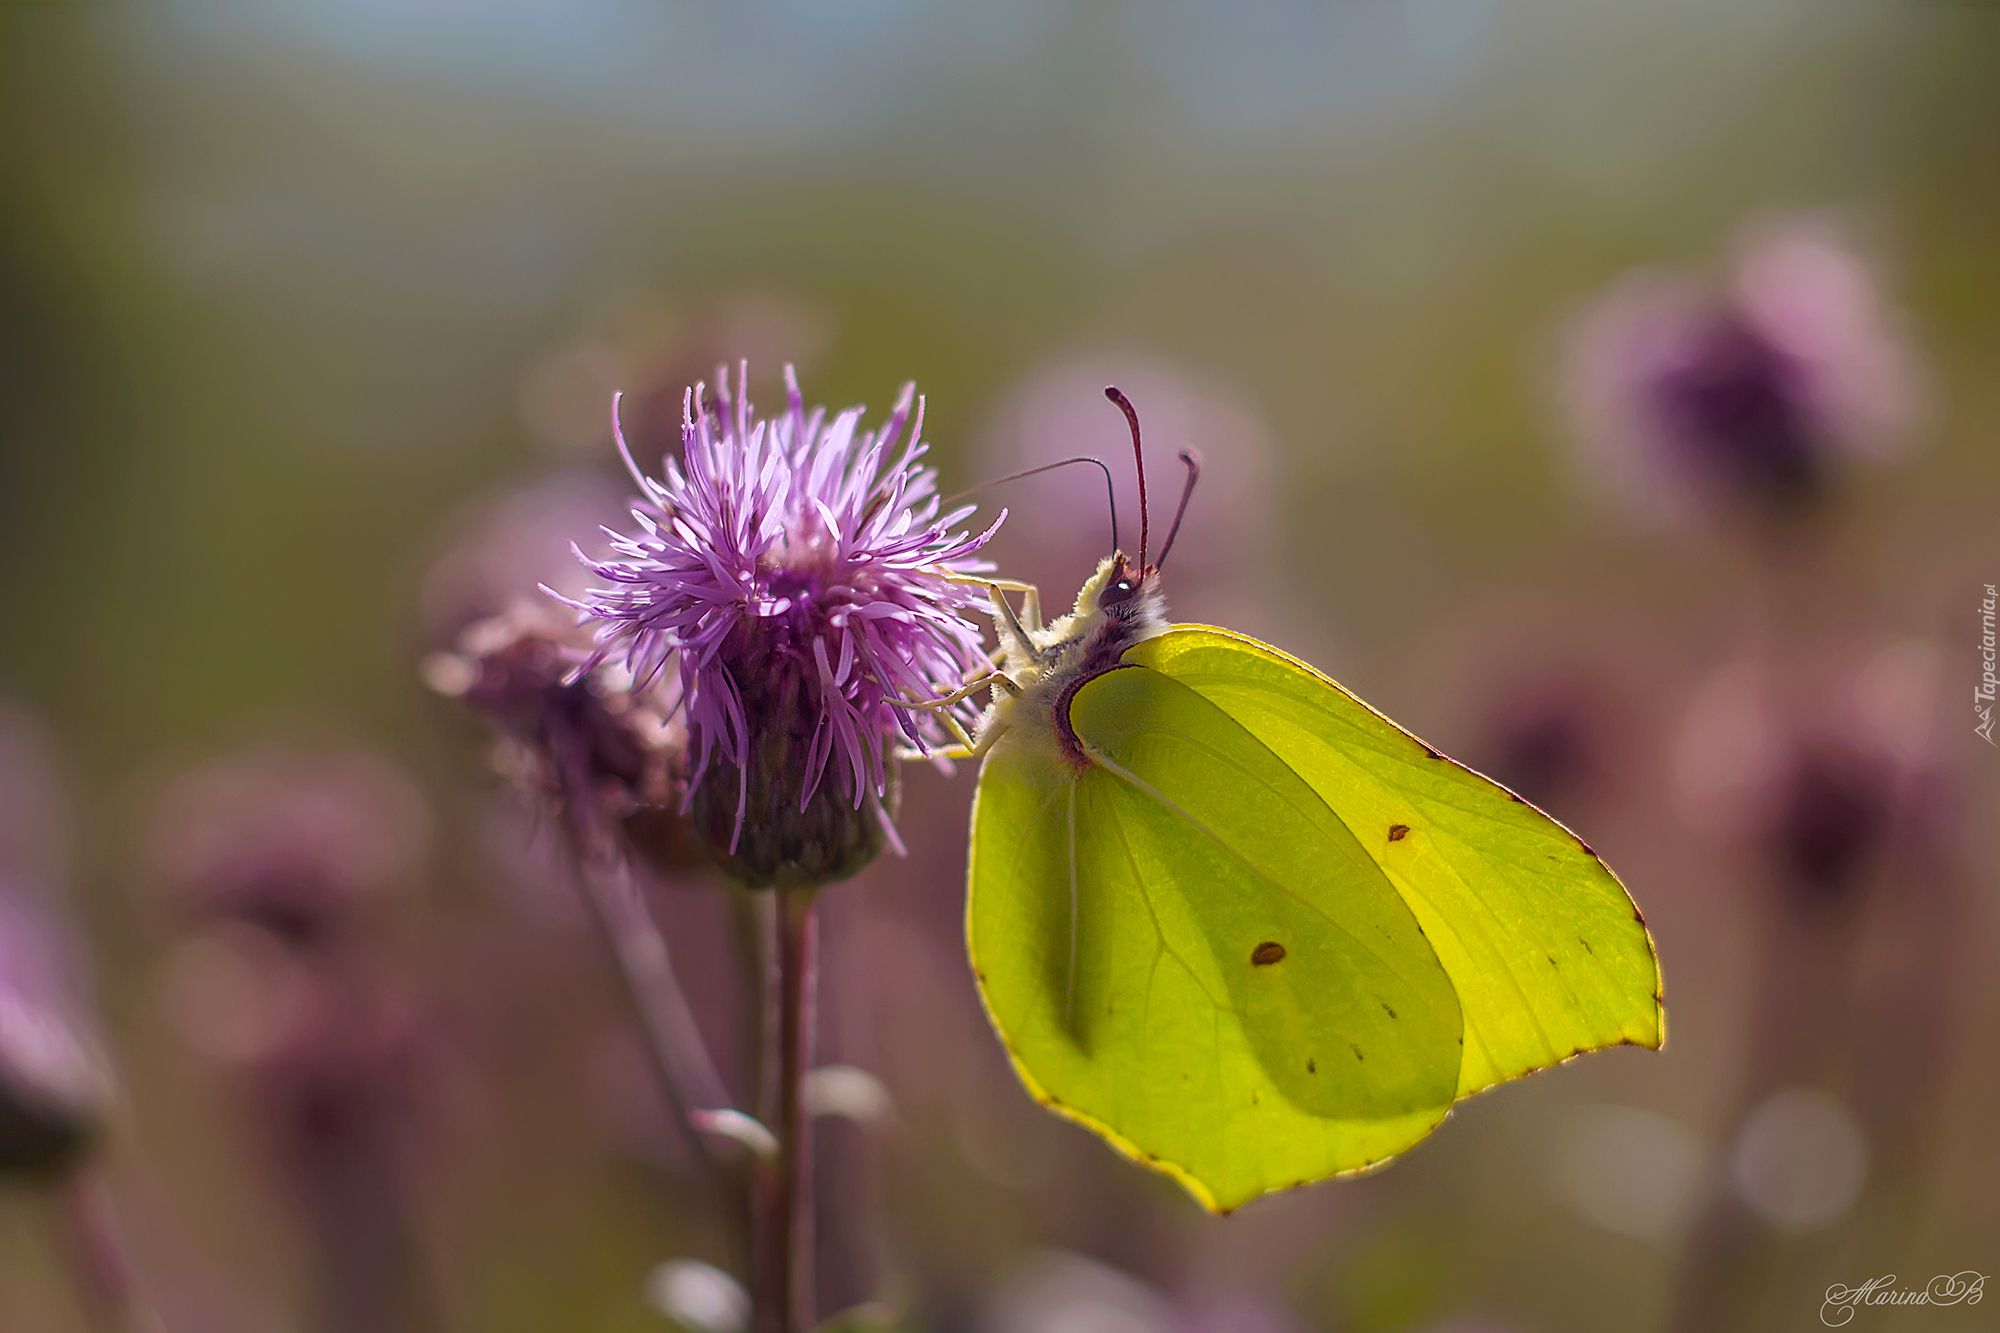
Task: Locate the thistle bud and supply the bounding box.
[427,601,698,875]
[418,464,696,873]
[688,638,897,890]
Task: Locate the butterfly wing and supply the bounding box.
[968,663,1464,1212]
[1123,626,1665,1100]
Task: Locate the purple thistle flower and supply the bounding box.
[556,364,1002,887]
[1561,215,1925,531]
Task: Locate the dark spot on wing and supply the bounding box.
[1381,1002,1397,1019]
[1250,941,1286,967]
[1251,1091,1260,1105]
[1307,1058,1317,1074]
[1420,743,1443,759]
[1578,839,1596,856]
[1547,953,1559,969]
[1387,823,1410,842]
[1350,1043,1364,1062]
[1578,937,1593,955]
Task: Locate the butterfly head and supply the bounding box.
[1073,551,1168,636]
[1004,388,1193,672]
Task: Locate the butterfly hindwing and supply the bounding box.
[968,663,1464,1212]
[1123,627,1665,1098]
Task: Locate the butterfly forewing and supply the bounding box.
[967,664,1464,1212]
[1123,627,1665,1098]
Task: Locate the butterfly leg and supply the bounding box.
[894,723,996,762]
[896,684,1016,756]
[888,671,1010,713]
[993,578,1043,633]
[923,568,1042,632]
[979,577,1042,632]
[964,578,1040,659]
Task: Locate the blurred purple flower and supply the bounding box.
[419,469,632,643]
[149,748,428,945]
[1477,675,1606,816]
[1562,216,1925,529]
[1671,639,1946,907]
[419,466,698,877]
[0,703,114,1183]
[150,747,444,1332]
[518,292,833,459]
[432,605,684,815]
[0,891,114,1183]
[1765,742,1896,906]
[978,352,1281,641]
[557,365,1001,884]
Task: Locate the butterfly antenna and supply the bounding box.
[941,456,1118,555]
[1154,450,1202,571]
[1105,386,1148,567]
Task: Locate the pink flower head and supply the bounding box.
[557,365,1001,876]
[1562,216,1925,529]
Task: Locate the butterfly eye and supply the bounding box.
[1100,577,1138,608]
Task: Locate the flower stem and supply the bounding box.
[58,1175,164,1333]
[577,847,734,1169]
[757,887,818,1333]
[552,719,732,1173]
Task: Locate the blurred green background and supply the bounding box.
[2,2,1996,1331]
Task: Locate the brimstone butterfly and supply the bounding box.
[929,388,1663,1213]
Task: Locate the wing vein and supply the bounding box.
[1099,785,1229,1010]
[1169,670,1596,849]
[1084,744,1446,1003]
[1148,641,1651,1070]
[1065,779,1079,1028]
